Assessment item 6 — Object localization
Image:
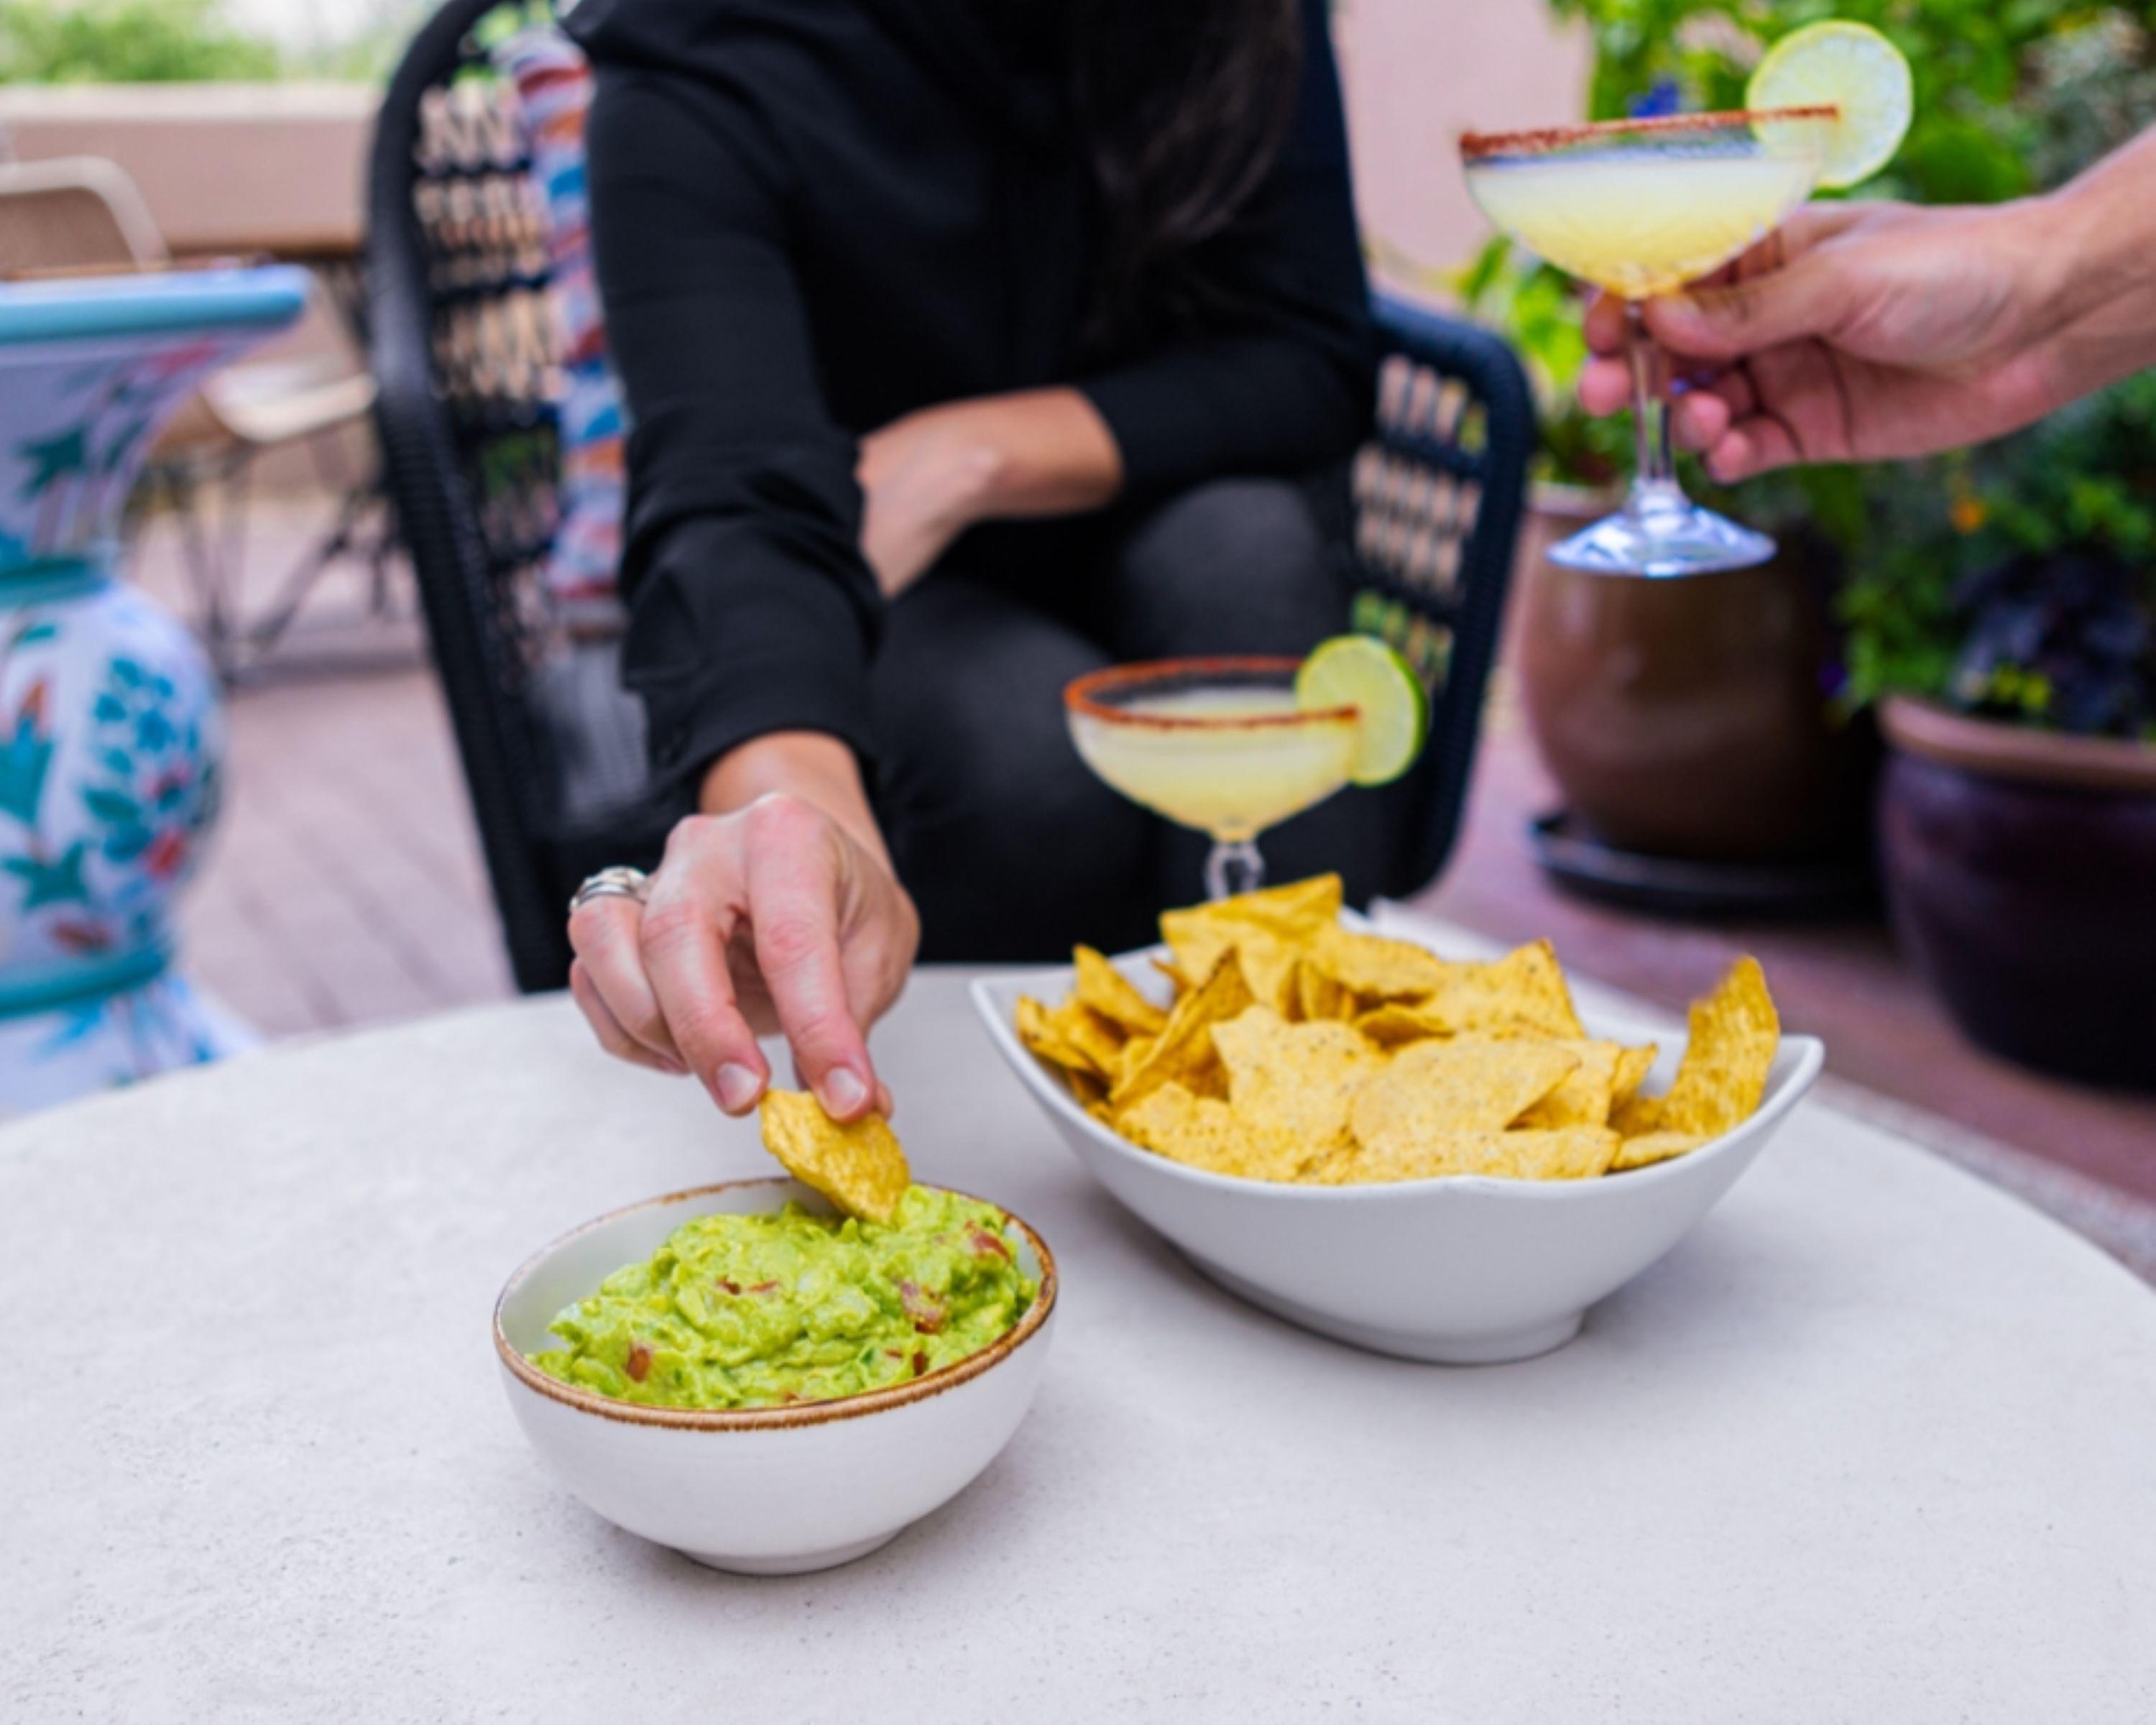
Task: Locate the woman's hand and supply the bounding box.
[857,406,1006,599]
[1575,129,2156,482]
[856,390,1124,598]
[566,732,919,1121]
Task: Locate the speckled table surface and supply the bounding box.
[6,960,2155,1723]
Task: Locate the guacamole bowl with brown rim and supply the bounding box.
[494,1179,1059,1575]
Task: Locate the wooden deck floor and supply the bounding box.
[141,500,2156,1253]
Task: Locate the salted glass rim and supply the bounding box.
[1064,656,1359,732]
[1460,104,1838,162]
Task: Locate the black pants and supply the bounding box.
[871,478,1403,961]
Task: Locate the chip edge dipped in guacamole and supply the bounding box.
[530,1186,1038,1412]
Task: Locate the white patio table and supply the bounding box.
[6,939,2155,1722]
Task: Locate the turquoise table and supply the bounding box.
[0,267,306,1109]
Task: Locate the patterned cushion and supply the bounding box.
[492,24,627,635]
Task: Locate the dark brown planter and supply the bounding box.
[1878,697,2156,1091]
[1516,523,1873,862]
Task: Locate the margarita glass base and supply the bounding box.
[1202,838,1266,902]
[1549,480,1777,577]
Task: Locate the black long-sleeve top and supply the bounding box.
[564,0,1375,789]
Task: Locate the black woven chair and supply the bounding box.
[367,0,1534,994]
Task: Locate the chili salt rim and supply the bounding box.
[1460,104,1838,161]
[494,1177,1058,1432]
[1064,656,1358,732]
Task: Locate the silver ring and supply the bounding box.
[568,866,651,916]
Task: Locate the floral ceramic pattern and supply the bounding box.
[0,582,224,975]
[0,270,304,1110]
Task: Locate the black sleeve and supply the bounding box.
[582,64,883,793]
[1077,1,1377,501]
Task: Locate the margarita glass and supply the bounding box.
[1462,106,1837,576]
[1064,658,1361,901]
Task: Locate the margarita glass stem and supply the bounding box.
[1204,838,1265,902]
[1623,299,1687,533]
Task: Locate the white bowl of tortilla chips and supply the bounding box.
[970,875,1821,1365]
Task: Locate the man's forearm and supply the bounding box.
[2032,127,2156,401]
[699,731,890,869]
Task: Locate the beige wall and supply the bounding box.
[0,82,374,257]
[1336,0,1590,303]
[0,9,1584,289]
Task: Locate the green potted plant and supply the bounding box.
[1824,14,2156,1087]
[1857,374,2156,1089]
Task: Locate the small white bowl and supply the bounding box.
[972,942,1820,1366]
[494,1179,1059,1575]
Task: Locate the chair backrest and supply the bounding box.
[369,0,671,994]
[1355,295,1534,896]
[0,157,168,278]
[369,0,1532,989]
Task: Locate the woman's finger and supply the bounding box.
[640,822,772,1115]
[566,893,683,1066]
[570,961,688,1075]
[741,798,880,1121]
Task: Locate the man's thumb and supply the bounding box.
[1644,259,1837,359]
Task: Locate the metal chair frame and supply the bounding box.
[368,0,1534,993]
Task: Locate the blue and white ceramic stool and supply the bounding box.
[0,267,307,1109]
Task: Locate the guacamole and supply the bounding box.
[531,1188,1036,1410]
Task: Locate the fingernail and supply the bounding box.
[714,1062,762,1113]
[821,1067,869,1116]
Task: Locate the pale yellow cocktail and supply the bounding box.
[1462,146,1820,300]
[1460,106,1836,575]
[1064,658,1365,901]
[1069,685,1359,844]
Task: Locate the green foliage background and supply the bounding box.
[0,0,280,82]
[1475,0,2156,725]
[0,0,410,82]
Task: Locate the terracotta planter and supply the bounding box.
[1515,525,1873,862]
[1878,697,2156,1091]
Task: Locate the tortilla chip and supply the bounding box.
[758,1089,911,1223]
[1214,1006,1385,1155]
[1294,957,1353,1024]
[1015,994,1106,1080]
[1152,957,1191,995]
[1159,920,1296,1016]
[1611,1092,1662,1136]
[1331,1126,1620,1184]
[1348,1034,1580,1144]
[1657,957,1780,1137]
[1049,997,1128,1076]
[1116,1081,1306,1182]
[1353,1003,1447,1049]
[1307,924,1453,1001]
[1610,1129,1707,1172]
[1516,1039,1632,1130]
[1166,873,1342,941]
[1611,1043,1659,1113]
[1111,949,1255,1110]
[1415,940,1585,1039]
[1073,945,1167,1037]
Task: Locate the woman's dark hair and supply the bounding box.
[1070,0,1303,348]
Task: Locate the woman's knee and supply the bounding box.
[1110,477,1340,659]
[870,581,1156,957]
